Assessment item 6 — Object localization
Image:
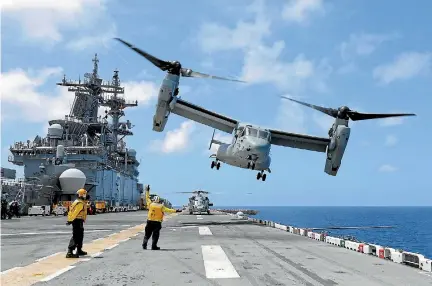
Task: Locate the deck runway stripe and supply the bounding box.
[201,245,240,279]
[199,227,213,236]
[40,266,75,282]
[1,267,22,275]
[36,252,62,262]
[105,243,119,250]
[91,252,103,257]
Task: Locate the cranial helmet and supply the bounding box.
[77,189,87,198]
[152,196,160,203]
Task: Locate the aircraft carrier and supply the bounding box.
[3,54,143,213]
[1,211,431,286]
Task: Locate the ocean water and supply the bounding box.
[220,206,432,258]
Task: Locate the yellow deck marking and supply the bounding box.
[1,214,177,286]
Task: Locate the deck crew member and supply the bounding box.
[142,185,177,250]
[66,188,89,258]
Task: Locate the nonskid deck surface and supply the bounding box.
[1,212,431,286]
[0,211,149,272]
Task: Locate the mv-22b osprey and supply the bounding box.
[115,38,416,181]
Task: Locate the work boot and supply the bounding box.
[151,246,160,250]
[66,251,79,258]
[77,249,87,256]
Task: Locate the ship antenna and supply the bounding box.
[92,53,99,78]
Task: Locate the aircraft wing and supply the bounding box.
[172,99,238,133]
[269,129,330,153]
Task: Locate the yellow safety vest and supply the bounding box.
[67,199,87,222]
[147,202,176,222]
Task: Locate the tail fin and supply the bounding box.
[208,129,223,150]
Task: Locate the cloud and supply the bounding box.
[275,98,307,133]
[313,113,333,133]
[373,52,432,84]
[122,81,158,107]
[196,1,332,133]
[197,15,270,54]
[384,135,398,147]
[149,121,196,154]
[240,42,321,91]
[197,4,331,92]
[65,23,117,51]
[2,0,112,47]
[379,164,398,172]
[281,0,325,24]
[1,67,70,122]
[339,32,399,61]
[0,67,159,124]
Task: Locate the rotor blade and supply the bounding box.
[114,38,172,71]
[347,111,417,121]
[281,96,339,118]
[181,68,246,83]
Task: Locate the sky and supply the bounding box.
[1,0,431,206]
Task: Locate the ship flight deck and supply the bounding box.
[1,211,431,286]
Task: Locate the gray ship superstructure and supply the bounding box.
[7,54,143,210]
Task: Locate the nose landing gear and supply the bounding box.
[247,161,256,170]
[256,171,267,181]
[211,160,221,170]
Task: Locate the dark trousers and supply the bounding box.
[143,220,162,248]
[68,219,84,252]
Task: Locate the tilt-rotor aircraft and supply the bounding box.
[115,38,416,181]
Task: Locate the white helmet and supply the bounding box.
[153,196,160,203]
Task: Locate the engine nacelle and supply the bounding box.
[152,74,180,132]
[324,125,350,176]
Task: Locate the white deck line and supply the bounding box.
[1,267,22,275]
[199,226,213,236]
[35,252,62,262]
[40,266,76,282]
[104,243,119,250]
[201,245,240,279]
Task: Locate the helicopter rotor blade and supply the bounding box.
[181,68,245,83]
[281,96,339,118]
[347,111,416,121]
[114,38,172,71]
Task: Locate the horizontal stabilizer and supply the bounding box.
[208,129,227,150]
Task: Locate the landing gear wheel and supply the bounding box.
[262,174,267,181]
[256,172,262,180]
[216,162,221,170]
[251,163,256,170]
[247,162,250,169]
[211,161,215,169]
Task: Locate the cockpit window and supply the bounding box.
[237,127,245,137]
[245,127,270,139]
[246,127,258,137]
[258,130,270,140]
